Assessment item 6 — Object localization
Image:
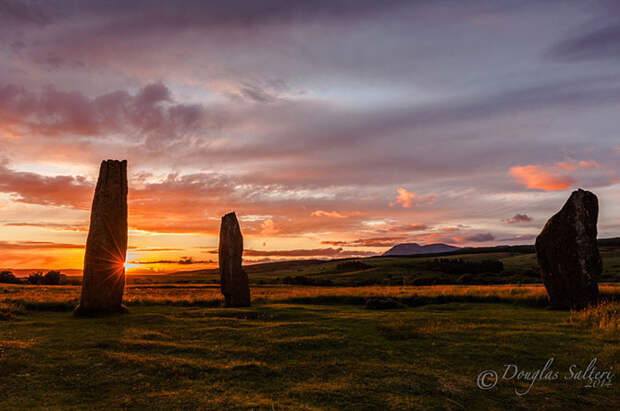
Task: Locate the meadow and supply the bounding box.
[1,246,619,409]
[1,282,619,409]
[2,283,620,313]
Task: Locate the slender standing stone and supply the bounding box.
[75,160,128,316]
[535,189,601,309]
[218,212,251,307]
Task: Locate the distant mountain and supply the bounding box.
[383,243,460,256]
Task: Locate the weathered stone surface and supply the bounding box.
[535,189,601,309]
[75,160,128,316]
[218,212,251,307]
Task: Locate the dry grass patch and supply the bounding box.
[569,301,619,334]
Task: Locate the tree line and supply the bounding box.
[0,270,76,285]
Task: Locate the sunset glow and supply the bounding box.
[0,1,619,275]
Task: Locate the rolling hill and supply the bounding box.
[383,243,460,256]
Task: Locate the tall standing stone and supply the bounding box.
[218,212,251,307]
[75,160,128,316]
[535,189,601,309]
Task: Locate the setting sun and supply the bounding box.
[123,262,142,273]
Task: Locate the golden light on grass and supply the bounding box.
[3,283,619,309]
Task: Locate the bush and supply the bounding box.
[0,271,21,284]
[42,271,61,285]
[24,271,64,285]
[27,272,44,285]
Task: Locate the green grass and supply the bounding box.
[1,244,618,409]
[2,283,619,312]
[1,302,618,409]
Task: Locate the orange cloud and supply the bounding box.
[578,160,600,169]
[260,218,280,235]
[3,222,88,232]
[509,165,575,191]
[0,241,83,250]
[311,210,348,218]
[389,188,437,208]
[510,158,605,191]
[555,158,600,171]
[391,188,416,207]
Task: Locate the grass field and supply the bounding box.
[1,283,619,409]
[1,245,619,409]
[1,283,620,312]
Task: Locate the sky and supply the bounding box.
[1,0,619,274]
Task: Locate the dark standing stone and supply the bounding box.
[218,212,251,307]
[535,189,601,309]
[75,160,128,316]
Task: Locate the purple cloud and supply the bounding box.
[505,214,532,224]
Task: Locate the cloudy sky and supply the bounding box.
[1,0,619,273]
